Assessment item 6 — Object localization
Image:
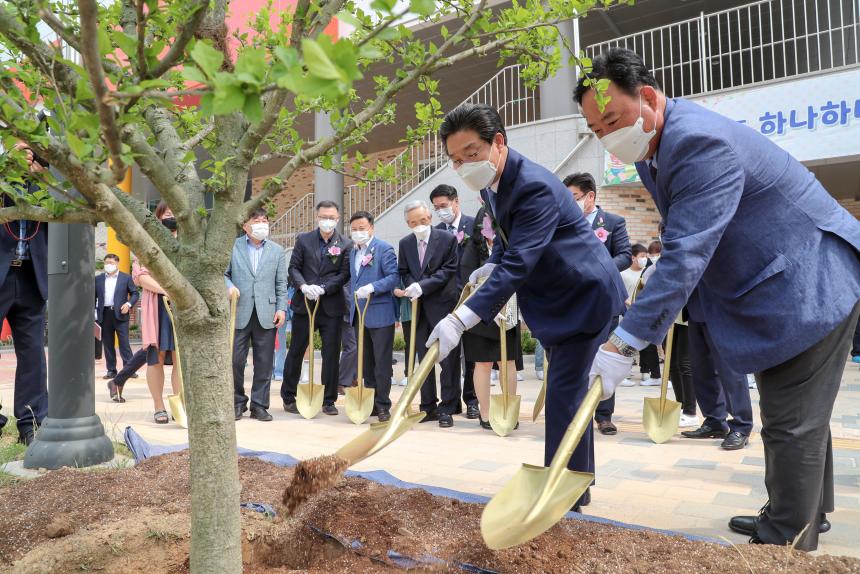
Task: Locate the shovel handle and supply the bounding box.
[499,319,508,409]
[659,323,676,408]
[407,298,419,378]
[305,297,320,392]
[162,297,185,405]
[228,292,238,352]
[546,379,603,483]
[354,293,371,392]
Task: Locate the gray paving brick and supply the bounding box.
[674,458,718,470]
[729,473,764,486]
[618,437,658,447]
[459,459,508,472]
[713,491,757,508]
[834,495,860,510]
[741,456,766,467]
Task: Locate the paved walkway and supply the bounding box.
[2,348,859,558]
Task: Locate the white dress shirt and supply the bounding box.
[104,273,118,307]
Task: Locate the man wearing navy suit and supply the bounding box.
[95,253,140,379]
[579,48,860,550]
[398,200,460,428]
[0,144,49,445]
[428,104,626,507]
[347,211,399,421]
[430,184,479,420]
[566,172,632,435]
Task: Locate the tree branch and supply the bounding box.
[135,0,147,77]
[307,0,347,37]
[145,0,210,79]
[78,0,126,183]
[0,204,100,225]
[182,122,215,150]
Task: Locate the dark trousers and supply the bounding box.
[114,346,147,386]
[414,310,461,415]
[233,309,276,410]
[339,318,358,387]
[668,323,696,417]
[852,314,860,356]
[755,301,860,551]
[545,319,612,499]
[639,344,662,378]
[100,310,133,373]
[461,358,477,408]
[0,263,48,434]
[281,310,342,406]
[687,320,753,434]
[593,316,620,423]
[355,321,394,410]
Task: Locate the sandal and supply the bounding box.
[154,410,169,424]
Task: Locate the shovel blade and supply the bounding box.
[167,394,188,429]
[642,397,682,444]
[489,394,521,437]
[532,380,546,422]
[344,387,376,425]
[481,464,594,550]
[335,411,426,466]
[296,382,325,419]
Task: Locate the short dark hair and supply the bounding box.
[245,207,268,222]
[429,184,458,202]
[349,210,374,225]
[631,243,647,256]
[104,253,120,263]
[574,47,660,105]
[316,200,340,213]
[648,240,662,254]
[439,103,507,153]
[562,173,597,196]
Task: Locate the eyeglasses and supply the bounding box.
[447,148,483,169]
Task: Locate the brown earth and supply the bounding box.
[0,450,858,573]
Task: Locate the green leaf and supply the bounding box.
[181,66,209,85]
[75,78,95,100]
[66,133,92,158]
[335,11,364,28]
[301,38,342,81]
[97,28,112,57]
[370,0,397,13]
[212,76,245,115]
[409,0,435,17]
[138,79,173,89]
[243,95,263,123]
[190,41,224,78]
[110,31,137,58]
[358,44,384,60]
[235,48,267,82]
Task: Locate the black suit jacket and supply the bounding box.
[398,227,459,325]
[591,207,632,273]
[436,213,475,289]
[288,229,352,318]
[95,271,140,322]
[0,191,48,301]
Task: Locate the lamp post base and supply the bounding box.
[23,415,114,470]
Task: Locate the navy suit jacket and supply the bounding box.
[591,208,632,273]
[95,271,140,322]
[288,229,352,318]
[398,227,459,325]
[0,191,48,301]
[465,148,627,346]
[347,237,399,329]
[624,98,860,373]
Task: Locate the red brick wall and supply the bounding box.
[838,198,860,219]
[597,185,663,245]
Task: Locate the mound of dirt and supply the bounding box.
[1,451,858,573]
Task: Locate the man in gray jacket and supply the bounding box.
[226,207,288,422]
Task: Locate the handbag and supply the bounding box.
[474,276,518,331]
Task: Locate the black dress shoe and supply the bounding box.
[283,401,299,414]
[17,430,35,446]
[465,404,480,419]
[337,385,346,396]
[438,413,454,428]
[129,373,139,379]
[377,409,391,422]
[730,504,831,537]
[681,424,728,439]
[597,420,617,435]
[250,407,273,421]
[235,406,244,421]
[420,410,439,423]
[478,415,492,430]
[103,372,118,379]
[107,380,119,401]
[720,431,749,450]
[322,404,338,416]
[371,406,379,417]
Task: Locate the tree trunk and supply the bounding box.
[174,290,242,574]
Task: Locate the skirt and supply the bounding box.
[463,323,523,364]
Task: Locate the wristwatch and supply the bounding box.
[609,332,637,357]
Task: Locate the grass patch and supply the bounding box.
[0,416,26,486]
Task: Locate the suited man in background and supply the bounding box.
[347,211,399,421]
[226,208,288,422]
[430,184,479,420]
[397,200,460,428]
[95,253,139,380]
[579,48,860,550]
[567,172,632,436]
[282,201,352,416]
[0,143,49,445]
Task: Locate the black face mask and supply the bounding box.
[161,217,177,231]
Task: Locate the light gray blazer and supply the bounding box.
[225,236,288,330]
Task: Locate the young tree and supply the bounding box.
[0,0,608,570]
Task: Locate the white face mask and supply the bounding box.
[412,224,430,242]
[319,218,337,233]
[649,255,660,263]
[250,222,269,241]
[436,207,456,224]
[455,146,498,192]
[599,93,657,164]
[636,257,648,268]
[576,199,586,213]
[351,230,370,245]
[104,263,117,274]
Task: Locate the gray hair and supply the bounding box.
[403,199,430,218]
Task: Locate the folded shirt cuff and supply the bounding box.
[614,326,650,351]
[455,304,482,330]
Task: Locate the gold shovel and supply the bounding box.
[335,286,475,466]
[296,298,324,419]
[532,350,548,422]
[642,322,681,444]
[345,293,375,424]
[489,319,520,436]
[162,298,188,429]
[405,297,420,416]
[481,378,603,549]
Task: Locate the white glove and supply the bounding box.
[468,262,496,286]
[355,284,374,299]
[588,346,635,401]
[426,312,473,361]
[404,282,423,301]
[301,284,325,301]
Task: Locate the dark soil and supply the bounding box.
[282,454,349,515]
[0,451,857,573]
